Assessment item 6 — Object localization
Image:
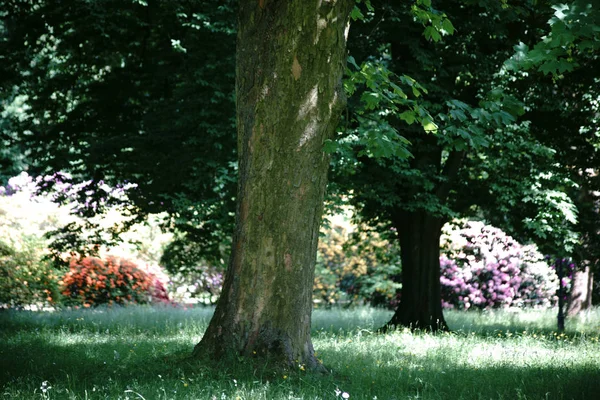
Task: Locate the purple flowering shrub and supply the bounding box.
[440,221,559,310]
[169,266,224,305]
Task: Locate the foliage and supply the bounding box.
[0,0,237,264]
[60,256,168,307]
[0,173,65,308]
[314,223,401,307]
[455,122,580,256]
[440,221,559,310]
[333,0,531,233]
[0,237,61,309]
[506,0,600,75]
[168,266,224,306]
[500,0,600,267]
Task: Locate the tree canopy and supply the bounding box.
[1,0,599,333]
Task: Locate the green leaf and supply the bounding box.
[350,6,365,21]
[323,139,338,154]
[360,92,380,110]
[442,18,455,35]
[423,26,442,42]
[399,111,416,125]
[422,119,438,133]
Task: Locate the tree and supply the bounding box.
[0,0,238,264]
[503,0,600,308]
[334,0,530,331]
[192,0,353,369]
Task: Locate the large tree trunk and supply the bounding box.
[193,0,352,370]
[383,211,448,332]
[567,266,594,316]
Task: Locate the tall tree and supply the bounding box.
[333,0,536,331]
[192,0,353,369]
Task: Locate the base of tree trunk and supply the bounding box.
[380,305,449,333]
[191,305,328,373]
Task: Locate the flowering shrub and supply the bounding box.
[61,256,166,307]
[135,261,171,304]
[169,265,224,305]
[440,221,558,310]
[0,238,62,309]
[314,224,401,307]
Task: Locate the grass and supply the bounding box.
[1,306,599,399]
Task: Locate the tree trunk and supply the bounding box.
[193,0,353,370]
[567,266,593,316]
[382,211,448,332]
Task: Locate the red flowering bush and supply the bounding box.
[61,256,164,307]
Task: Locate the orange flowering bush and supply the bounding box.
[61,256,159,307]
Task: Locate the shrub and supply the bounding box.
[60,256,165,307]
[0,237,62,309]
[440,221,558,310]
[314,224,401,307]
[168,266,224,305]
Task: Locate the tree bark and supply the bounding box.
[382,211,449,332]
[193,0,352,370]
[567,266,593,316]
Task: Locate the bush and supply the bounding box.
[314,224,401,307]
[168,265,224,305]
[60,256,167,307]
[0,237,62,309]
[440,221,558,310]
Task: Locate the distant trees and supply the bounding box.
[0,0,238,264]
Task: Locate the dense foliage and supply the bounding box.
[0,237,61,309]
[0,0,238,264]
[61,256,168,307]
[314,223,401,307]
[440,221,559,310]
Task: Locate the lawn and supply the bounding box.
[1,306,599,399]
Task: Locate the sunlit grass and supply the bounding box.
[1,306,599,399]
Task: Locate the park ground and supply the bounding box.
[1,306,599,400]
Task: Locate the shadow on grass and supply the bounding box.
[2,330,599,400]
[2,307,599,399]
[322,344,600,400]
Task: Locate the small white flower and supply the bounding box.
[342,392,350,399]
[40,381,52,394]
[335,388,342,397]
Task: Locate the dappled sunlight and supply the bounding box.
[2,306,600,399]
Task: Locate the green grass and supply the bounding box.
[1,306,599,399]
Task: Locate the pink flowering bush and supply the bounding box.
[440,221,559,310]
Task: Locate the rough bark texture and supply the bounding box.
[383,211,448,332]
[567,267,594,316]
[193,0,352,370]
